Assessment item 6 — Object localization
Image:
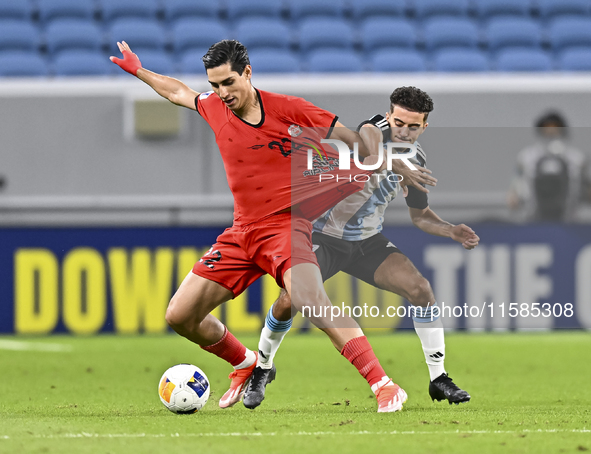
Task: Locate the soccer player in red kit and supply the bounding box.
[111,39,436,412]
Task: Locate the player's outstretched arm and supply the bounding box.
[110,41,199,110]
[409,207,480,250]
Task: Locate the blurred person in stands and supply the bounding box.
[508,111,591,222]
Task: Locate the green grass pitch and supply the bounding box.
[1,331,589,454]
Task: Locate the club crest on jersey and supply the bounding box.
[288,124,303,137]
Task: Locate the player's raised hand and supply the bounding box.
[450,224,480,250]
[394,162,437,197]
[110,41,142,76]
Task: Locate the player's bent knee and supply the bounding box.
[408,278,435,306]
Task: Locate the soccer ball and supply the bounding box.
[158,364,210,414]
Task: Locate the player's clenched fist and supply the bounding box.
[110,41,142,76]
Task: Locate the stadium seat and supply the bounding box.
[109,19,166,53]
[411,0,470,19]
[100,0,160,23]
[434,48,490,71]
[38,0,95,23]
[361,18,417,52]
[558,47,591,71]
[249,49,301,72]
[496,48,553,71]
[226,0,284,21]
[53,50,113,76]
[179,49,207,74]
[423,18,479,52]
[236,18,291,50]
[0,51,47,77]
[474,0,532,19]
[0,20,40,52]
[370,48,427,72]
[288,0,346,20]
[163,0,222,22]
[45,19,103,56]
[133,50,175,75]
[171,18,228,54]
[0,0,33,21]
[307,49,364,72]
[298,18,354,53]
[486,17,543,52]
[351,0,406,20]
[548,17,591,50]
[537,0,591,19]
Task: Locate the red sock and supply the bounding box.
[341,336,387,388]
[201,327,248,367]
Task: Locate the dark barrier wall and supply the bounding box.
[1,224,589,334]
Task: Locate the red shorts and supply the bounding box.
[192,212,319,297]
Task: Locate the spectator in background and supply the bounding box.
[508,111,591,222]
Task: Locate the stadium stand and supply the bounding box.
[171,18,228,55]
[496,48,553,71]
[0,51,47,76]
[163,0,221,21]
[370,48,427,72]
[131,50,175,75]
[307,49,364,72]
[2,0,591,76]
[53,50,113,76]
[423,18,480,51]
[37,0,95,24]
[45,19,103,56]
[248,49,301,73]
[236,18,291,50]
[486,17,543,51]
[434,48,490,71]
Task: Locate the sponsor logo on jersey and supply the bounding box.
[288,124,303,137]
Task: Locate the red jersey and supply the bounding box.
[196,88,369,225]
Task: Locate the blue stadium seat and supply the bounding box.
[411,0,470,19]
[236,18,291,50]
[474,0,532,18]
[0,51,47,77]
[109,19,166,53]
[537,0,591,19]
[249,49,301,72]
[496,48,553,71]
[0,0,33,21]
[549,17,591,50]
[307,49,363,72]
[423,18,479,51]
[289,0,346,20]
[0,20,40,52]
[370,48,426,72]
[171,18,228,54]
[54,50,113,76]
[486,17,542,51]
[179,49,207,74]
[362,18,417,52]
[38,0,95,23]
[434,48,490,71]
[46,19,103,56]
[226,0,283,20]
[100,0,159,23]
[558,47,591,70]
[134,50,175,75]
[298,18,354,52]
[163,0,222,21]
[351,0,406,20]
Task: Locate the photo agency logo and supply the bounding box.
[304,138,419,182]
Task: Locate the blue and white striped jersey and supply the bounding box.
[313,142,427,241]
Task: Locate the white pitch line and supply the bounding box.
[0,340,73,352]
[0,428,584,440]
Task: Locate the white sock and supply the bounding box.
[411,303,447,381]
[258,305,292,370]
[234,349,256,370]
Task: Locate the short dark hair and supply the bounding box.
[202,40,250,75]
[389,86,434,122]
[536,111,567,129]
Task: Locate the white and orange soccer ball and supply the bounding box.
[158,364,210,414]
